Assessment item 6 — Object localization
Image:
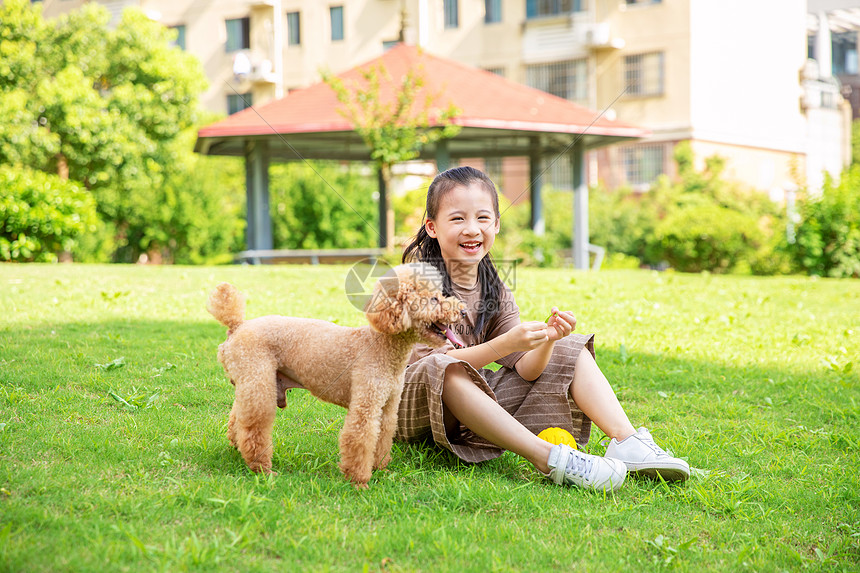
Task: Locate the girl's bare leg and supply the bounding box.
[570,350,636,441]
[441,363,553,473]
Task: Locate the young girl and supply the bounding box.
[395,166,689,491]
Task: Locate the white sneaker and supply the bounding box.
[546,443,627,492]
[604,427,690,482]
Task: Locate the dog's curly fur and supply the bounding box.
[207,264,464,487]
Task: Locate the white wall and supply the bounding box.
[689,0,808,155]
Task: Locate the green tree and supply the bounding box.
[322,59,460,248]
[0,0,209,262]
[0,166,98,262]
[791,166,860,278]
[269,163,377,249]
[585,143,788,273]
[852,120,860,166]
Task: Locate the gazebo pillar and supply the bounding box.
[377,167,389,249]
[244,139,273,253]
[529,137,545,236]
[572,142,589,270]
[435,140,451,172]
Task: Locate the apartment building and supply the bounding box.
[38,0,848,194]
[809,0,860,119]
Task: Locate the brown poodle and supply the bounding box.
[207,263,464,487]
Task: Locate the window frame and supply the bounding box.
[526,0,584,20]
[287,11,301,46]
[624,51,665,97]
[227,92,253,115]
[169,24,186,51]
[525,58,588,102]
[444,0,459,29]
[225,17,250,53]
[330,6,344,42]
[484,0,502,24]
[620,143,666,188]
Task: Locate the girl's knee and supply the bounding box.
[443,362,471,384]
[575,346,596,367]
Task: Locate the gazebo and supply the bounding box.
[194,44,647,268]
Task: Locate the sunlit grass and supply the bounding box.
[0,264,858,571]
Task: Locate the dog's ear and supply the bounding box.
[365,276,411,334]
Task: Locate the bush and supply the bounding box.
[590,142,789,274]
[269,162,378,249]
[791,166,860,278]
[0,166,97,262]
[493,186,573,267]
[149,153,246,265]
[97,134,246,265]
[590,184,659,266]
[654,203,763,273]
[393,181,430,244]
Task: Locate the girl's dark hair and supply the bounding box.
[402,166,503,339]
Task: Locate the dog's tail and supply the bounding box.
[207,283,245,333]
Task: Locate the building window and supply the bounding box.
[383,39,399,51]
[485,0,502,23]
[227,92,253,115]
[833,32,858,75]
[287,12,301,46]
[169,25,186,50]
[484,158,504,189]
[625,0,662,5]
[621,143,665,187]
[525,59,587,102]
[484,67,505,77]
[330,6,344,42]
[526,0,583,19]
[624,52,664,97]
[444,0,458,29]
[225,18,249,53]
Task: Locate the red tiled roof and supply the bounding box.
[197,44,644,140]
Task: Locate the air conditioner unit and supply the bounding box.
[233,51,277,84]
[232,51,252,80]
[584,23,624,49]
[251,59,273,78]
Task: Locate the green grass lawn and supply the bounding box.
[1,264,858,572]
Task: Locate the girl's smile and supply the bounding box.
[425,182,500,286]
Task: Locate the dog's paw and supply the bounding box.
[374,453,392,470]
[249,463,276,475]
[342,468,371,488]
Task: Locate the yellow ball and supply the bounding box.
[537,427,577,449]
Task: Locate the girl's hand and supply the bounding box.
[545,307,576,342]
[500,321,552,353]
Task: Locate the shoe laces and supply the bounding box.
[565,450,594,480]
[637,428,674,458]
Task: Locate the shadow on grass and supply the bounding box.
[2,319,859,570]
[0,320,858,462]
[2,318,856,478]
[0,320,860,454]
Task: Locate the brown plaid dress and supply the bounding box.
[395,333,595,463]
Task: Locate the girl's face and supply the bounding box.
[425,183,500,284]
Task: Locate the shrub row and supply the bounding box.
[0,166,97,262]
[497,142,857,276]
